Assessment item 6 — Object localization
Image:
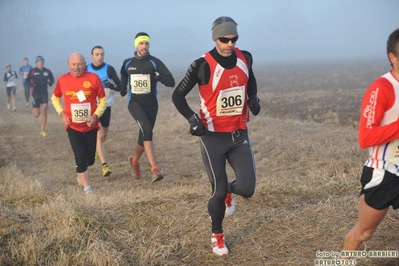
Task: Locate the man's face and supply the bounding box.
[215,35,238,57]
[136,41,150,57]
[23,59,28,66]
[68,55,85,77]
[91,48,104,66]
[6,66,11,71]
[36,61,44,69]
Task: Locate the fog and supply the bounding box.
[1,0,398,76]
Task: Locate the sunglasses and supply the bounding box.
[218,36,239,44]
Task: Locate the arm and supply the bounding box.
[243,51,260,116]
[14,71,18,79]
[107,65,122,91]
[48,70,54,86]
[172,58,203,119]
[155,59,175,87]
[119,59,129,96]
[358,77,399,148]
[3,72,6,83]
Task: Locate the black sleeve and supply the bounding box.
[14,71,18,79]
[172,58,205,120]
[120,59,129,91]
[48,70,55,87]
[242,51,258,98]
[107,65,122,91]
[154,58,175,87]
[3,72,7,82]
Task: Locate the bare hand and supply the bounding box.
[86,114,98,128]
[60,111,71,126]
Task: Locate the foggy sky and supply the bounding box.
[0,0,398,76]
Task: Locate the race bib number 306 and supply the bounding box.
[130,74,151,94]
[216,86,245,116]
[71,103,91,123]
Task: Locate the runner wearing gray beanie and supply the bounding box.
[211,16,238,41]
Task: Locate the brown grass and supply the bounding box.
[1,60,399,265]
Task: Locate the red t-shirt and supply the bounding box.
[53,71,105,132]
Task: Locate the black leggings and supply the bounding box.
[67,128,97,173]
[128,102,158,146]
[200,129,256,234]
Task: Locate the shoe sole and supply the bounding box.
[103,171,112,177]
[152,174,164,182]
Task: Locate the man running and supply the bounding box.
[120,32,175,182]
[4,63,18,111]
[19,58,32,107]
[172,16,261,256]
[86,45,122,177]
[26,56,55,137]
[342,28,399,255]
[51,52,107,194]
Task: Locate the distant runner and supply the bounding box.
[4,63,18,111]
[19,58,32,107]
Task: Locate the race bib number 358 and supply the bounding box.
[71,103,91,123]
[216,86,245,116]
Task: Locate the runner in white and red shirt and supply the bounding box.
[172,16,261,257]
[343,28,399,254]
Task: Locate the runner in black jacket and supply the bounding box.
[120,32,175,182]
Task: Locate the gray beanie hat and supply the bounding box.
[211,16,238,41]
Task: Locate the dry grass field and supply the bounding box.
[1,59,399,266]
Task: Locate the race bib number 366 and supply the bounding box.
[216,86,245,116]
[71,103,91,123]
[130,74,151,94]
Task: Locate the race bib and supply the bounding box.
[216,86,245,116]
[130,74,151,94]
[23,72,28,79]
[391,139,399,162]
[71,103,91,123]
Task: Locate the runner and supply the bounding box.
[342,28,399,254]
[3,63,18,111]
[26,56,54,137]
[172,16,261,256]
[19,58,32,107]
[120,32,175,182]
[86,45,122,177]
[51,52,107,194]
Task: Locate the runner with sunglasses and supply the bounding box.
[172,16,261,257]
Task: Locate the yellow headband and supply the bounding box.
[134,36,150,48]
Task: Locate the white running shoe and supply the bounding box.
[211,233,229,256]
[225,193,236,217]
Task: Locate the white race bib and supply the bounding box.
[130,74,151,94]
[23,72,28,79]
[216,86,245,116]
[71,103,91,123]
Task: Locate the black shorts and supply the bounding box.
[67,128,97,173]
[32,92,48,108]
[360,166,399,210]
[99,106,111,127]
[6,86,16,97]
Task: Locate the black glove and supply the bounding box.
[248,95,261,116]
[103,80,115,90]
[142,67,159,79]
[188,113,206,136]
[120,87,127,97]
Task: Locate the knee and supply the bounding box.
[240,190,254,198]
